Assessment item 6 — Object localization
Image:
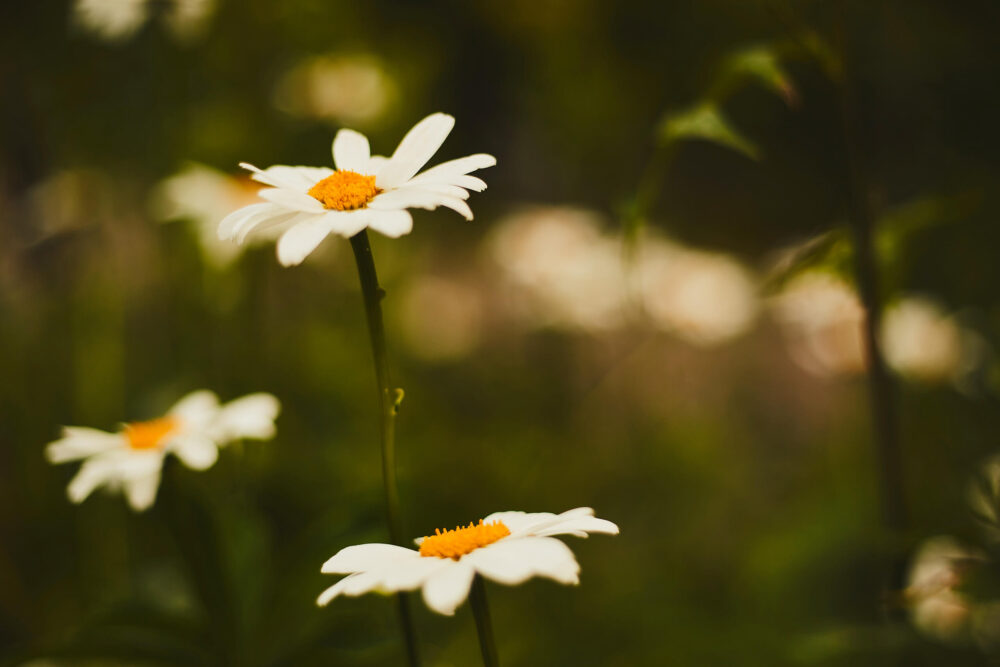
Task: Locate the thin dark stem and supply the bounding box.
[470,576,500,667]
[836,5,907,597]
[348,229,421,667]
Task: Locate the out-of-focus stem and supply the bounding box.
[470,576,500,667]
[348,229,420,667]
[836,5,908,597]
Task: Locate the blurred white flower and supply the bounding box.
[770,272,866,377]
[73,0,148,42]
[318,507,618,616]
[46,390,280,511]
[220,113,495,266]
[905,536,982,642]
[273,54,396,126]
[72,0,215,43]
[398,275,483,362]
[635,237,758,346]
[882,297,969,384]
[163,0,215,42]
[488,206,630,331]
[151,163,261,268]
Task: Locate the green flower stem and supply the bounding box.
[348,229,420,667]
[470,576,500,667]
[836,7,907,599]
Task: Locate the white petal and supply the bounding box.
[169,390,220,430]
[376,113,455,189]
[532,516,620,538]
[467,536,580,586]
[321,543,418,574]
[366,155,389,173]
[46,427,123,463]
[241,163,332,192]
[398,183,470,200]
[123,469,162,511]
[332,129,371,173]
[258,187,325,213]
[317,572,378,606]
[322,210,372,238]
[235,209,305,244]
[218,202,283,240]
[168,434,218,470]
[66,457,118,503]
[367,210,413,238]
[212,393,280,442]
[435,196,474,221]
[421,562,475,616]
[369,189,443,211]
[407,153,496,185]
[276,220,335,266]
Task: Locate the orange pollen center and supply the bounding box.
[419,520,511,560]
[125,417,177,450]
[307,170,380,211]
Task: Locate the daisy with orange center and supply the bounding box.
[317,507,618,616]
[218,112,496,266]
[45,390,280,511]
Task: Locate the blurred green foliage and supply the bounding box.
[3,0,1000,665]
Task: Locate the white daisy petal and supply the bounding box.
[212,393,280,441]
[46,427,123,463]
[422,562,476,616]
[318,572,376,606]
[367,210,413,238]
[468,537,580,586]
[66,457,118,503]
[276,220,336,266]
[258,188,326,213]
[241,164,332,192]
[434,196,474,221]
[322,544,418,574]
[366,155,389,173]
[123,469,162,512]
[218,203,282,241]
[322,210,372,238]
[533,516,620,538]
[235,210,306,245]
[398,183,470,200]
[332,129,371,173]
[407,153,496,185]
[168,434,218,470]
[169,390,220,430]
[369,189,443,211]
[376,113,456,189]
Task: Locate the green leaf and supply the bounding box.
[658,103,761,160]
[711,45,798,106]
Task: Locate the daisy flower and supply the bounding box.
[317,507,619,616]
[46,390,280,511]
[218,112,496,266]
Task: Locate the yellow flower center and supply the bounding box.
[308,170,380,210]
[125,417,177,450]
[419,520,511,560]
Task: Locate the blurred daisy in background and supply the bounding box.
[634,235,759,346]
[318,507,618,616]
[273,54,396,127]
[72,0,215,43]
[905,536,983,643]
[770,271,867,378]
[46,390,280,511]
[219,113,495,266]
[488,206,630,332]
[396,275,484,362]
[151,163,261,269]
[882,297,987,387]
